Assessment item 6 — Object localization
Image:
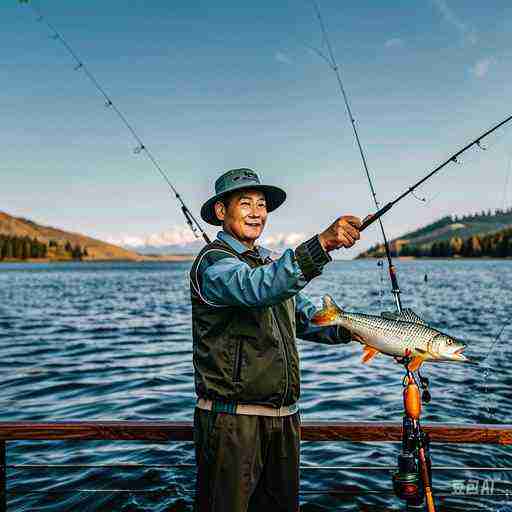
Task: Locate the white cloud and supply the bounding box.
[107,228,308,252]
[107,225,197,248]
[384,38,404,49]
[262,232,307,248]
[431,0,477,45]
[470,57,496,78]
[275,51,292,64]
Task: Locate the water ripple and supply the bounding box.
[0,260,510,510]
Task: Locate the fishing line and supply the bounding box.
[360,114,512,232]
[386,123,512,214]
[480,324,508,419]
[481,324,507,365]
[310,0,404,313]
[502,148,512,210]
[20,1,210,244]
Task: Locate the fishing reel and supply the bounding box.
[393,370,434,509]
[393,417,432,508]
[393,449,424,506]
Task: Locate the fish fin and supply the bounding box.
[415,347,428,355]
[322,294,343,312]
[407,356,424,372]
[381,311,398,320]
[381,308,427,325]
[362,345,380,363]
[352,332,365,344]
[311,294,343,326]
[400,309,428,325]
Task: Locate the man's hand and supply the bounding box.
[318,215,362,252]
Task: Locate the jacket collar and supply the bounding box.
[217,230,272,259]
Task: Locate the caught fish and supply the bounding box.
[311,295,469,371]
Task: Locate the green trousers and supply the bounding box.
[193,407,301,512]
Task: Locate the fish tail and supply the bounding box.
[311,294,343,326]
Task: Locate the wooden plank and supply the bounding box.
[0,441,6,512]
[302,422,512,445]
[0,421,510,444]
[0,422,192,442]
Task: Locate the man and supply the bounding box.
[190,168,364,511]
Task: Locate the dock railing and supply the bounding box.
[0,421,511,510]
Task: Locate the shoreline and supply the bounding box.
[356,256,512,261]
[0,255,196,264]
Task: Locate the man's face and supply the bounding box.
[214,189,268,247]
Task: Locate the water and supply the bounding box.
[0,259,510,511]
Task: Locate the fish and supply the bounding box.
[311,295,469,371]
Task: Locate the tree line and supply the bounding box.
[399,228,512,258]
[0,235,88,261]
[453,207,512,222]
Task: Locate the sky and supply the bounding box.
[2,0,512,257]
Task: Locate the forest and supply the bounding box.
[0,236,88,261]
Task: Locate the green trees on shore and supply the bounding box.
[0,236,88,261]
[399,228,512,258]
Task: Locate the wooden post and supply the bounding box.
[0,441,6,512]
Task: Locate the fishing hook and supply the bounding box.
[411,191,427,203]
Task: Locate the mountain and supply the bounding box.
[358,209,512,258]
[0,211,144,261]
[124,240,204,256]
[119,232,307,256]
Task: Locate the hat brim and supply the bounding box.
[200,184,286,226]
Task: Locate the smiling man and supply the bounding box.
[190,168,364,512]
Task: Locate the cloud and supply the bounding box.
[384,38,404,49]
[262,232,307,248]
[107,227,308,254]
[275,51,292,64]
[430,0,477,45]
[470,57,496,78]
[107,225,197,248]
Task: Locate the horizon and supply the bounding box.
[3,0,512,257]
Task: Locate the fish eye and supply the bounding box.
[446,339,453,345]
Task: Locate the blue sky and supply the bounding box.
[2,0,512,256]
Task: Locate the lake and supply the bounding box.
[0,259,510,511]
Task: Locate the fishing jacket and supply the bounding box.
[190,233,346,408]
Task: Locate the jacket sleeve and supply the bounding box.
[295,292,352,345]
[200,236,332,308]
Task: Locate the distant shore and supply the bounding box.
[357,256,512,261]
[0,254,196,264]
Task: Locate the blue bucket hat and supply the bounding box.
[200,168,286,226]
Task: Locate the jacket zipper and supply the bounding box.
[270,307,289,407]
[233,339,243,382]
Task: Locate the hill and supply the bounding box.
[358,208,512,258]
[0,211,144,261]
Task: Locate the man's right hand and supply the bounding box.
[318,215,362,252]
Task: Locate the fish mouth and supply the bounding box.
[452,347,469,362]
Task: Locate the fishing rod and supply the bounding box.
[310,0,403,313]
[360,113,512,232]
[19,0,211,244]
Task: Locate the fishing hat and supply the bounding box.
[200,168,286,226]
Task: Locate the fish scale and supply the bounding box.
[311,295,468,367]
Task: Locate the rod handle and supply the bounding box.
[360,201,394,231]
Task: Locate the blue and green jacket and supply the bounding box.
[190,231,350,408]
